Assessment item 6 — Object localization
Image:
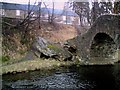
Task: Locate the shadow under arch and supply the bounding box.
[90,33,117,58]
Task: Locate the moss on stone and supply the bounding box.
[47,44,62,53]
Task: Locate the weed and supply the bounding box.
[1,55,10,62]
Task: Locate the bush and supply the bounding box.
[1,55,10,62]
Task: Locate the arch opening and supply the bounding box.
[90,33,117,58]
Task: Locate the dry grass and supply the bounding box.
[1,59,74,74]
[35,22,78,43]
[2,20,78,65]
[118,50,120,61]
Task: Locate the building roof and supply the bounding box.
[41,8,78,16]
[0,2,78,16]
[0,2,38,11]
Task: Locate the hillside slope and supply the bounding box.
[2,18,78,62]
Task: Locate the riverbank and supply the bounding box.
[1,50,120,75]
[1,59,76,75]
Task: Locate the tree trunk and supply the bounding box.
[51,2,54,23]
[38,2,41,29]
[79,14,83,26]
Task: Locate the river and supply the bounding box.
[2,63,120,90]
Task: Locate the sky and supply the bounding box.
[1,0,118,4]
[0,0,93,10]
[1,0,69,9]
[1,0,69,4]
[1,0,117,10]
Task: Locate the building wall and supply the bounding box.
[40,14,80,25]
[61,15,80,25]
[20,10,27,19]
[4,9,16,18]
[1,8,80,25]
[73,16,80,25]
[1,9,26,19]
[2,9,38,19]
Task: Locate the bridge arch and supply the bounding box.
[76,15,120,64]
[90,33,117,58]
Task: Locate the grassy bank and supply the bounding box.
[1,59,75,75]
[1,49,120,75]
[118,50,120,61]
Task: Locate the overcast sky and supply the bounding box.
[1,0,116,10]
[1,0,70,9]
[1,0,69,4]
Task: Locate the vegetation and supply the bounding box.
[47,44,62,53]
[2,17,36,62]
[71,0,120,26]
[1,1,120,75]
[1,59,75,74]
[114,1,120,14]
[1,55,10,63]
[2,17,77,65]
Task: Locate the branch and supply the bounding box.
[2,21,16,27]
[16,0,38,27]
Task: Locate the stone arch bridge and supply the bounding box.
[74,15,120,65]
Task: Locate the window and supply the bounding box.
[16,10,20,16]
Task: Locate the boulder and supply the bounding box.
[64,37,77,55]
[32,37,72,61]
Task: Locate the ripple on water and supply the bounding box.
[3,71,95,90]
[3,64,120,90]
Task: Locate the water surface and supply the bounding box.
[2,63,120,90]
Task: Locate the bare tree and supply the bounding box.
[63,2,70,24]
[43,1,55,23]
[72,1,90,26]
[113,0,120,14]
[15,0,39,44]
[38,1,42,29]
[51,2,55,23]
[99,0,113,14]
[91,0,100,24]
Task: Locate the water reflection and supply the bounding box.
[2,64,120,90]
[71,65,119,90]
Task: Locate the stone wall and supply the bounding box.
[76,15,120,64]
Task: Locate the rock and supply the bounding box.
[23,50,37,60]
[32,36,72,61]
[64,37,77,55]
[33,37,56,57]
